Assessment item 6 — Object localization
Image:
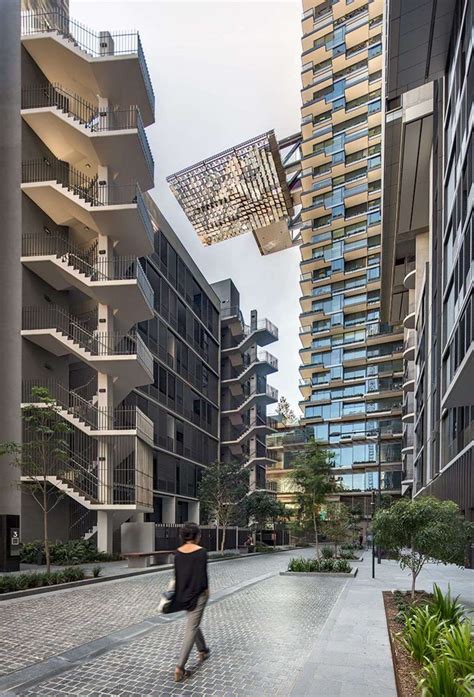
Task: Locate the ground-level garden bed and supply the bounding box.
[0,566,103,595]
[280,557,357,577]
[383,586,474,697]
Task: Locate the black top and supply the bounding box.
[174,547,208,611]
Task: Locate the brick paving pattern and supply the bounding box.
[0,551,314,678]
[20,574,344,696]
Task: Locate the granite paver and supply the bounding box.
[0,550,314,678]
[18,574,346,696]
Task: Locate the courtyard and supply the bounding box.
[1,550,472,696]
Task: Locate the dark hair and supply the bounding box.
[180,521,200,543]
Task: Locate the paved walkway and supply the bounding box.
[0,549,472,696]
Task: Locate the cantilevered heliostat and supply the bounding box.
[167,130,301,255]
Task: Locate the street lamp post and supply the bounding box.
[367,432,382,567]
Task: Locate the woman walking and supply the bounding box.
[174,522,210,682]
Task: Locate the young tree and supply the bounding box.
[290,439,337,559]
[323,502,351,557]
[373,496,473,598]
[276,396,296,426]
[246,491,289,540]
[0,387,71,573]
[198,460,249,553]
[348,503,364,544]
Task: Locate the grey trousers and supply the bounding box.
[178,591,208,668]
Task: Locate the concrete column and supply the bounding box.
[0,1,22,552]
[187,500,199,523]
[97,510,113,553]
[162,496,175,524]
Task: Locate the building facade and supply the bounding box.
[381,0,473,524]
[134,199,221,526]
[298,0,404,516]
[18,6,157,552]
[266,424,313,513]
[212,279,279,492]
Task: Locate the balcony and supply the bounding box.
[22,437,153,510]
[22,379,153,446]
[403,364,415,394]
[221,415,277,451]
[221,351,278,394]
[21,158,154,257]
[221,317,278,359]
[22,305,153,404]
[403,297,416,329]
[402,392,415,423]
[21,11,154,126]
[403,260,416,290]
[22,232,154,334]
[221,384,278,422]
[403,330,415,361]
[21,84,154,190]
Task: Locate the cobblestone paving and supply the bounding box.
[20,574,345,696]
[0,551,314,677]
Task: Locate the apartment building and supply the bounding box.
[17,6,156,553]
[266,424,313,513]
[381,0,473,525]
[133,198,221,526]
[212,279,279,492]
[298,0,403,515]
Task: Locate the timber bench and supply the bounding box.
[123,550,175,569]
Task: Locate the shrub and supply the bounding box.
[19,539,118,566]
[438,622,474,677]
[400,606,446,663]
[419,656,474,697]
[288,558,317,572]
[319,558,335,572]
[287,557,352,573]
[334,559,351,573]
[92,566,102,578]
[321,546,334,559]
[430,584,465,625]
[339,550,357,560]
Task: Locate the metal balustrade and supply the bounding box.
[22,305,147,358]
[21,84,154,178]
[22,378,143,432]
[20,11,154,117]
[22,232,154,310]
[21,159,154,248]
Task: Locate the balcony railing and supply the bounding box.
[22,378,143,432]
[22,158,154,248]
[22,305,147,359]
[22,233,153,310]
[22,84,154,180]
[20,11,154,118]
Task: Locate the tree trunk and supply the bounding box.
[313,506,320,560]
[43,488,50,574]
[220,526,226,554]
[411,570,417,600]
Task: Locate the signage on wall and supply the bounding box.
[10,528,20,557]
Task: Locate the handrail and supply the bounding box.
[22,305,142,357]
[22,379,141,431]
[22,233,154,307]
[22,157,148,207]
[20,11,155,116]
[21,84,154,177]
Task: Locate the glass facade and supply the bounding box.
[299,0,403,510]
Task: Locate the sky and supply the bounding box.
[71,0,303,413]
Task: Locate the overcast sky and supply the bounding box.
[71,0,302,413]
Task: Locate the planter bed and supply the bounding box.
[383,590,433,697]
[280,567,357,578]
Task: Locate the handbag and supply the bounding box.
[158,578,176,614]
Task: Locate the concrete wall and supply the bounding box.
[21,489,71,543]
[0,0,22,520]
